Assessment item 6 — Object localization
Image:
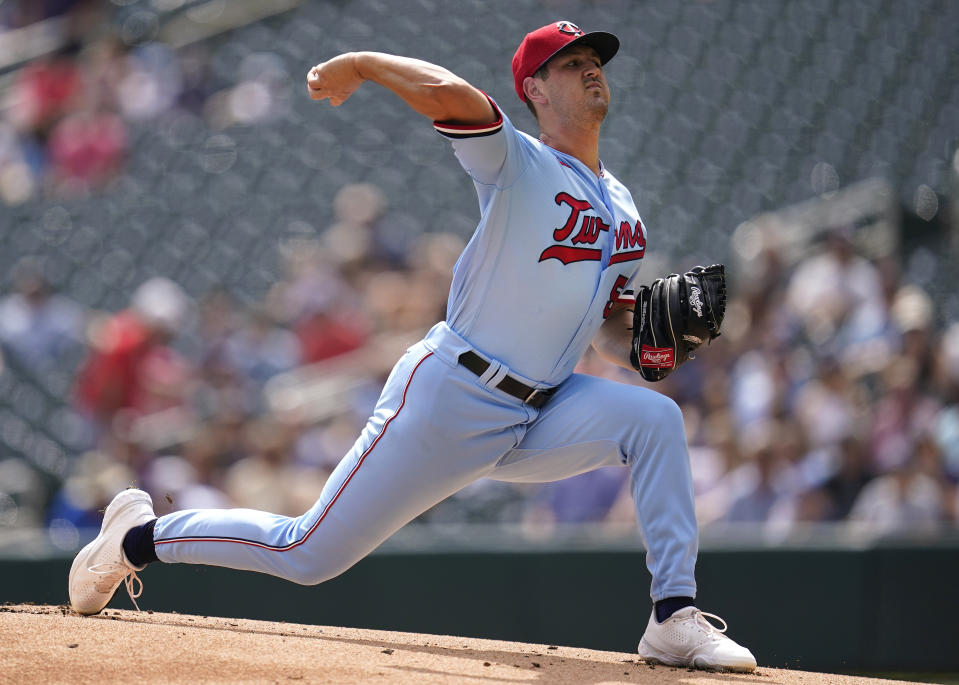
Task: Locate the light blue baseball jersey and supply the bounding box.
[434,99,647,385]
[152,96,698,606]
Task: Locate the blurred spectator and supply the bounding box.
[2,42,84,198]
[890,285,935,363]
[821,434,875,520]
[74,277,192,432]
[0,27,164,204]
[768,416,835,495]
[292,413,363,471]
[691,411,748,525]
[196,289,238,355]
[728,346,779,430]
[360,231,464,336]
[786,226,888,353]
[190,289,255,419]
[292,303,367,365]
[869,356,941,472]
[765,487,833,541]
[274,242,371,364]
[525,467,628,524]
[203,50,292,129]
[224,307,301,386]
[5,42,83,143]
[47,93,127,194]
[402,231,467,328]
[320,183,404,276]
[46,447,135,530]
[143,427,232,512]
[0,257,84,370]
[849,434,948,534]
[114,42,184,121]
[363,269,442,334]
[173,43,213,113]
[191,350,254,429]
[724,422,787,523]
[793,356,863,450]
[223,418,327,516]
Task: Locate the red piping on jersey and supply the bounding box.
[154,351,435,551]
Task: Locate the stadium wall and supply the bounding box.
[4,543,957,673]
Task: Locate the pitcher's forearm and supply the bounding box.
[308,51,495,125]
[591,302,636,371]
[354,52,493,123]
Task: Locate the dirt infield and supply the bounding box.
[1,604,924,684]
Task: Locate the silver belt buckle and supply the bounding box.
[524,388,542,404]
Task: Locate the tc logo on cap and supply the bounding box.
[556,21,583,36]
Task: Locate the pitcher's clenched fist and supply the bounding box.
[307,53,365,106]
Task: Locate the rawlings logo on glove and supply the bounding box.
[689,286,704,318]
[640,347,674,368]
[629,264,727,382]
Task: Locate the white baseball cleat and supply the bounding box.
[68,488,156,615]
[637,606,757,672]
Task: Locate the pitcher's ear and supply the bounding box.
[523,76,546,105]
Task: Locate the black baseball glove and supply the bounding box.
[629,264,727,382]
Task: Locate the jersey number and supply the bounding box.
[603,275,630,319]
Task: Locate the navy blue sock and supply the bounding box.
[655,596,695,623]
[122,518,159,567]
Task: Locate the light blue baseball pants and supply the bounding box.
[153,322,698,601]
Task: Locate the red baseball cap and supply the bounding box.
[512,21,620,102]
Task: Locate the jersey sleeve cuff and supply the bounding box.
[433,94,503,139]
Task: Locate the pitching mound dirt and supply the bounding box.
[2,604,923,684]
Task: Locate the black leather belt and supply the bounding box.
[457,350,556,408]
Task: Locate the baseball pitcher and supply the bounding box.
[69,21,754,672]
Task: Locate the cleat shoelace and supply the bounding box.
[88,563,143,611]
[691,610,728,636]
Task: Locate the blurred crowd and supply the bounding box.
[3,190,958,544]
[1,1,957,547]
[668,223,959,539]
[0,0,277,206]
[0,176,466,543]
[2,1,132,204]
